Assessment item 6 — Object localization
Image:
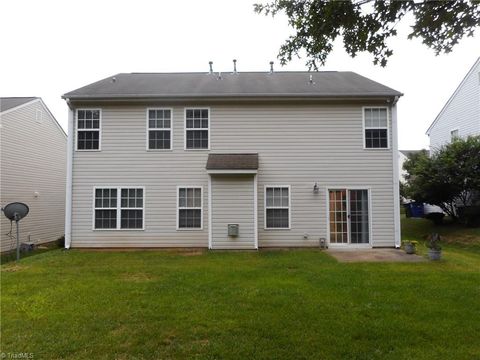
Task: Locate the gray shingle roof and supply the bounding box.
[0,97,38,112]
[206,153,259,170]
[63,72,402,100]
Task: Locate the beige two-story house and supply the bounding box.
[62,71,402,250]
[1,97,67,251]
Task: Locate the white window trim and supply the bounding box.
[176,185,203,231]
[450,128,459,141]
[76,108,102,152]
[362,106,390,150]
[325,186,372,248]
[92,186,145,231]
[146,107,173,151]
[184,107,211,151]
[264,185,291,230]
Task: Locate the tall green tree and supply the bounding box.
[255,0,480,68]
[403,136,480,221]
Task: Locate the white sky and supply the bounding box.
[1,0,479,150]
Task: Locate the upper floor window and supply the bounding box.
[185,108,209,150]
[148,109,172,150]
[77,109,101,150]
[450,129,459,141]
[364,107,388,149]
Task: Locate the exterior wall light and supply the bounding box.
[313,182,319,193]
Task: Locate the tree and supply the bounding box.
[254,0,480,68]
[403,136,480,221]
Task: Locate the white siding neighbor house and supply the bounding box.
[0,97,67,251]
[63,70,402,249]
[426,57,480,150]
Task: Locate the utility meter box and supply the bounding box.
[228,224,239,237]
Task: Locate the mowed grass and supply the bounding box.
[1,220,479,359]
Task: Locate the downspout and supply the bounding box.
[391,96,401,248]
[64,99,74,249]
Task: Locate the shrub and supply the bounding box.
[457,206,480,227]
[424,212,445,225]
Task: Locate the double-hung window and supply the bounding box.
[77,109,101,150]
[148,109,172,150]
[177,187,202,229]
[94,187,144,230]
[265,186,290,229]
[94,188,117,229]
[185,108,209,150]
[363,107,388,149]
[450,129,459,141]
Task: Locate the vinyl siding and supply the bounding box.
[0,101,67,251]
[429,59,480,150]
[211,175,255,249]
[71,102,395,248]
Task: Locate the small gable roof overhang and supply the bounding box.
[206,153,259,174]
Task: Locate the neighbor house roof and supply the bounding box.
[426,57,480,135]
[206,154,259,171]
[0,97,38,112]
[63,72,402,100]
[400,150,429,158]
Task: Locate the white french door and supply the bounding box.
[328,189,370,245]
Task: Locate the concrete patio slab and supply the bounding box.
[327,248,426,263]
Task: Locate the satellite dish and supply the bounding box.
[1,202,29,261]
[2,202,29,221]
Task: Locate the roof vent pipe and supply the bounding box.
[269,61,274,74]
[209,61,213,74]
[233,59,237,74]
[309,75,313,84]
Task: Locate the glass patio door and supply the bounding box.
[329,189,369,244]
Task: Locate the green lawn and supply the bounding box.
[1,219,479,359]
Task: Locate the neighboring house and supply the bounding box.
[398,150,423,183]
[62,70,402,250]
[0,97,67,252]
[426,57,480,150]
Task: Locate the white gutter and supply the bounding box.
[64,100,74,249]
[391,98,401,248]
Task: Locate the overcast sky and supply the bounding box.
[1,0,478,150]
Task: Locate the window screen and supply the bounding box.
[148,109,172,150]
[364,108,388,149]
[265,187,290,229]
[185,109,209,149]
[77,109,100,150]
[94,187,144,230]
[178,187,202,228]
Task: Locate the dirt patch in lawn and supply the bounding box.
[1,264,30,272]
[327,249,426,263]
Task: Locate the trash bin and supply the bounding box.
[404,202,424,218]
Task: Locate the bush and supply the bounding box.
[424,212,445,225]
[457,206,480,227]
